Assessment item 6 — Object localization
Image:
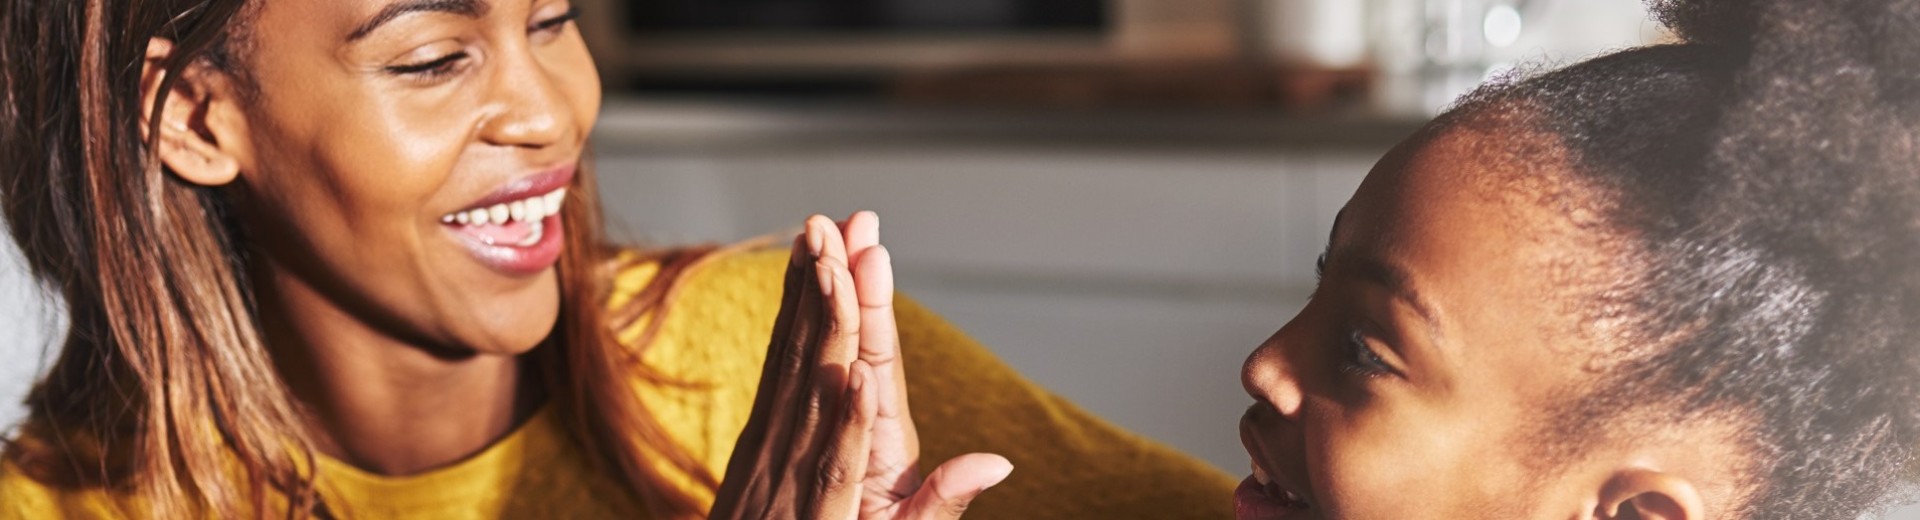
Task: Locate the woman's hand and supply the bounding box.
[711,213,1013,520]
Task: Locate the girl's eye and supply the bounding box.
[385,51,470,78]
[1339,330,1393,378]
[532,6,580,35]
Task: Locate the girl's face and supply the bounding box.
[1236,126,1695,519]
[223,0,599,354]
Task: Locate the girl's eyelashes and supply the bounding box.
[385,51,470,78]
[1338,329,1394,379]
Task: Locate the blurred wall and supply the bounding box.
[0,238,57,440]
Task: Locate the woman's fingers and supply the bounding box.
[789,217,865,480]
[899,453,1015,520]
[792,253,860,465]
[712,233,826,519]
[760,228,831,481]
[733,235,805,452]
[808,216,863,371]
[809,361,880,518]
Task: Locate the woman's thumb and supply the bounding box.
[902,453,1014,520]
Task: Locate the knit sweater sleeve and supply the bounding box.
[621,248,1236,519]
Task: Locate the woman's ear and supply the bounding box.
[1593,468,1707,520]
[140,38,251,187]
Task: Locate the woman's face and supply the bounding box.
[1237,125,1635,519]
[225,0,599,354]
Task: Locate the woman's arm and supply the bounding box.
[893,295,1238,520]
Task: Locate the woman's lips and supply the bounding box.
[446,212,565,277]
[440,166,573,276]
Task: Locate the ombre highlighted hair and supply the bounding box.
[0,0,716,517]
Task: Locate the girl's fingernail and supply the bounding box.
[807,222,826,256]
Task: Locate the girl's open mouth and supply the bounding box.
[1236,459,1311,519]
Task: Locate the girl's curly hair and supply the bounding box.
[1446,0,1920,518]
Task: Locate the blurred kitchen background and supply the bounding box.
[3,0,1916,516]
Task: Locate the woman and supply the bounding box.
[1227,0,1920,518]
[0,0,1233,518]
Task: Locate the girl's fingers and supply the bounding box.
[809,361,880,518]
[900,453,1014,520]
[851,245,924,504]
[842,211,880,270]
[854,245,904,412]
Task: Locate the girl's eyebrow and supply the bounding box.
[348,0,490,42]
[1332,250,1448,361]
[1321,208,1442,349]
[1353,257,1438,330]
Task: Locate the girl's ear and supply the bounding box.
[140,38,253,187]
[1592,468,1707,520]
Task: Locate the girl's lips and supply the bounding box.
[1239,406,1313,519]
[1236,476,1310,520]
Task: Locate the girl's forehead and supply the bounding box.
[1338,122,1630,361]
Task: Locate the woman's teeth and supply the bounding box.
[441,187,567,227]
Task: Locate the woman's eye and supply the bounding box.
[532,6,580,36]
[1339,330,1393,378]
[385,51,470,78]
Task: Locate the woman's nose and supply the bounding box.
[1242,327,1305,421]
[477,47,572,149]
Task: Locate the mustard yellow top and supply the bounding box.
[0,249,1235,519]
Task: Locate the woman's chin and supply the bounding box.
[442,291,562,356]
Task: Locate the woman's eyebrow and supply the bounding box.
[347,0,491,41]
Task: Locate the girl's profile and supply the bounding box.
[1235,0,1920,518]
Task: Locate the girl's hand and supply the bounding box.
[711,213,1013,520]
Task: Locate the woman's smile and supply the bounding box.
[439,164,573,276]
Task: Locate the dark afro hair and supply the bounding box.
[1442,0,1920,518]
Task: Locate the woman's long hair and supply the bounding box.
[0,0,714,518]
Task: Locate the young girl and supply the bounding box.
[1231,0,1918,517]
[0,0,1232,518]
